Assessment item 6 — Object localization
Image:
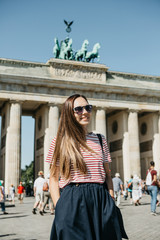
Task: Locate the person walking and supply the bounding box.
[17,182,25,204]
[9,184,15,205]
[0,180,8,214]
[128,175,133,204]
[42,173,54,215]
[46,94,128,240]
[138,177,143,204]
[132,174,140,206]
[123,181,128,200]
[146,161,158,216]
[32,171,46,216]
[112,173,123,207]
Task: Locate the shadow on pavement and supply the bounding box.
[0,214,28,220]
[5,205,16,208]
[0,233,16,238]
[0,212,25,216]
[120,202,150,207]
[7,239,37,240]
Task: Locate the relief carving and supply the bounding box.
[54,67,102,80]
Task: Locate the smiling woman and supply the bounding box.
[73,96,92,128]
[46,94,128,240]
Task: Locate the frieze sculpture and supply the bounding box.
[53,20,101,63]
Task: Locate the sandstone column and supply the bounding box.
[5,101,21,194]
[122,111,131,181]
[95,108,106,138]
[152,113,160,174]
[128,110,141,177]
[44,104,59,177]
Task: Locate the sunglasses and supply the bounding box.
[73,105,93,115]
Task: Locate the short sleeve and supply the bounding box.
[151,170,157,179]
[34,179,37,188]
[46,137,57,164]
[101,135,112,163]
[120,179,123,185]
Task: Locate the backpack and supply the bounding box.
[43,182,49,191]
[146,170,152,186]
[128,182,133,190]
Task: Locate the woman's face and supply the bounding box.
[73,97,92,128]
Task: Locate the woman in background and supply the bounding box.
[9,184,15,205]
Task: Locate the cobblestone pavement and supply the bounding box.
[0,194,160,240]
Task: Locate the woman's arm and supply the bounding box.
[153,174,157,184]
[49,167,60,206]
[104,162,114,198]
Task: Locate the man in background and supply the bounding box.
[32,171,46,216]
[112,173,123,207]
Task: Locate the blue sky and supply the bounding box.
[0,0,160,168]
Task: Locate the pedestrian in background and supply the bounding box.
[138,177,143,204]
[9,184,15,205]
[132,174,140,206]
[46,94,128,240]
[123,180,128,200]
[112,173,123,206]
[146,161,158,216]
[32,171,46,216]
[128,175,133,204]
[42,173,54,215]
[0,180,8,214]
[17,182,25,204]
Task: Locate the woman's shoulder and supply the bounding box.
[87,132,105,139]
[49,136,57,147]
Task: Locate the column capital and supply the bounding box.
[47,102,62,109]
[95,106,109,112]
[128,108,139,114]
[9,99,24,105]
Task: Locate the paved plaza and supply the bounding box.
[0,194,159,240]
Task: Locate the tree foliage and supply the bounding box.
[21,161,34,186]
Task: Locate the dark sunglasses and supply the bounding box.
[73,105,93,114]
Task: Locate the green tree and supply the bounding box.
[21,161,34,186]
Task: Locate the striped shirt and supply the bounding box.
[46,132,112,188]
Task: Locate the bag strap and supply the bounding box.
[97,134,109,192]
[97,134,104,156]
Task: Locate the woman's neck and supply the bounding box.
[83,125,88,134]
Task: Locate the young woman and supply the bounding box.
[46,94,128,240]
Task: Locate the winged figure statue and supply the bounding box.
[64,20,74,33]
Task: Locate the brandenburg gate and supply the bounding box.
[0,57,160,193]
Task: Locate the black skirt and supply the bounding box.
[50,183,128,240]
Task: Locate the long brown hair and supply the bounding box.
[50,94,93,179]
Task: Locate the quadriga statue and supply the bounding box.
[85,43,101,62]
[59,37,73,60]
[53,37,101,63]
[75,40,89,61]
[53,38,60,58]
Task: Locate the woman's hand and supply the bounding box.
[104,163,114,198]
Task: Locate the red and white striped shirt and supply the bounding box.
[46,132,112,188]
